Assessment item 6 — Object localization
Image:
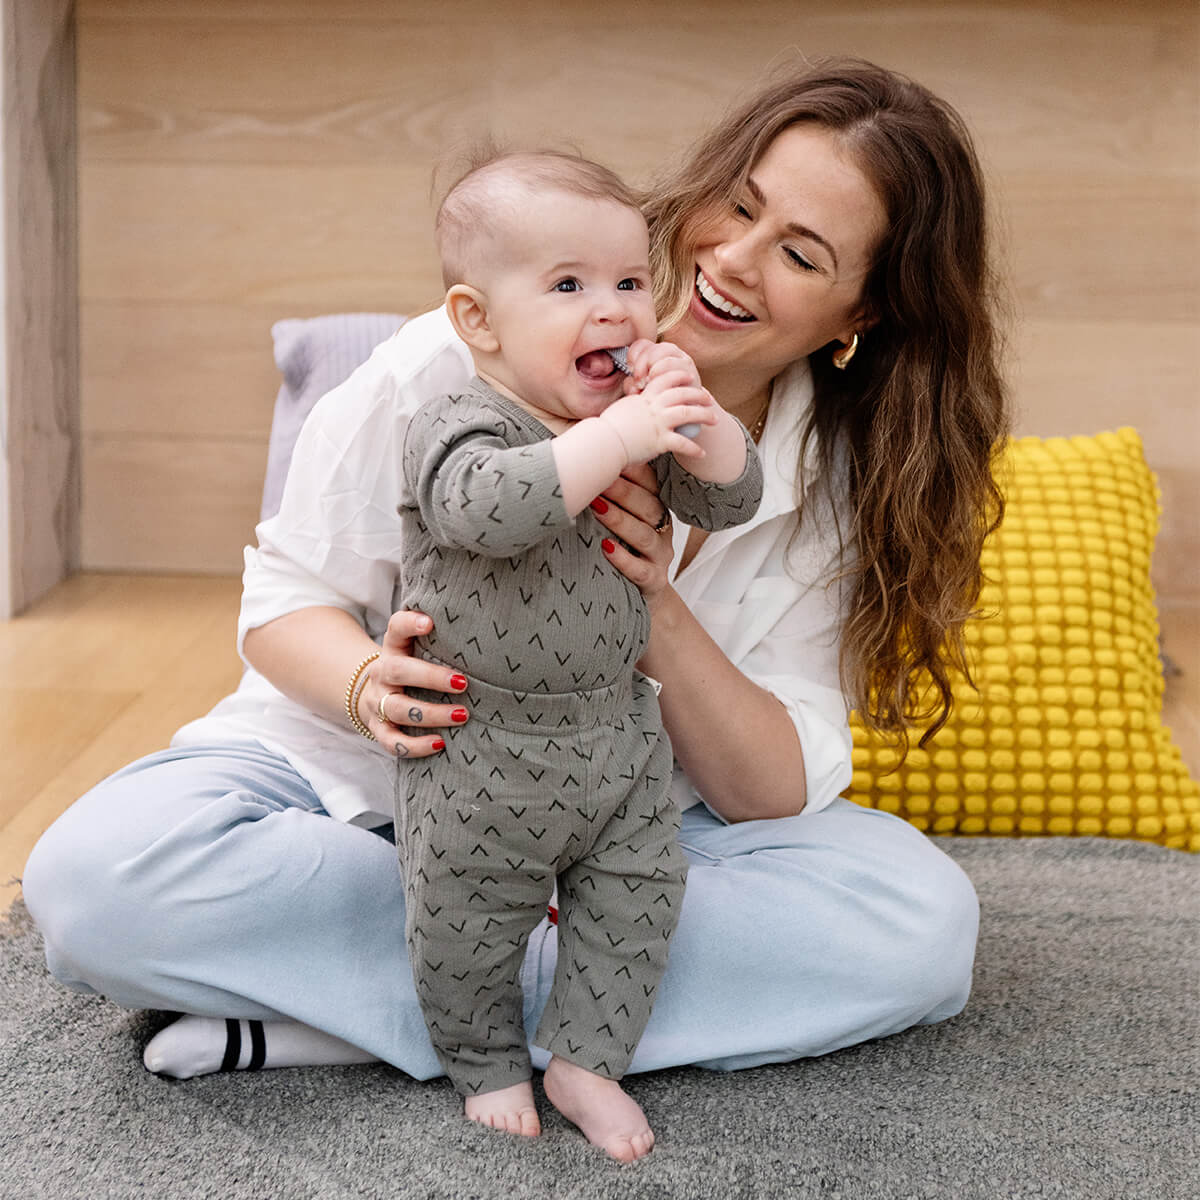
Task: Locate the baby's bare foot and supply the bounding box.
[542,1056,654,1162]
[463,1080,541,1137]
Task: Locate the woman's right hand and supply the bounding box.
[360,610,469,756]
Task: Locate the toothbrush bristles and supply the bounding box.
[608,347,632,375]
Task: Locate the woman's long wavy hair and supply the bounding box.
[644,57,1009,745]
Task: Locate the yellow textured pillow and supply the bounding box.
[845,427,1200,851]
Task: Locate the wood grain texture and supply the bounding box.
[82,435,268,572]
[2,0,79,616]
[81,302,289,440]
[72,0,1200,601]
[0,573,243,898]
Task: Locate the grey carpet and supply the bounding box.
[2,837,1197,1200]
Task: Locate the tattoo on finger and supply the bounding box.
[395,742,411,758]
[408,706,423,724]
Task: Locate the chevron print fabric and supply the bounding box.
[395,379,762,1095]
[400,674,683,1094]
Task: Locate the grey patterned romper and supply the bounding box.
[397,378,763,1097]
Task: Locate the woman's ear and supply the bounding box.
[846,299,880,340]
[445,285,500,353]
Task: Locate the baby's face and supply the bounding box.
[480,192,657,425]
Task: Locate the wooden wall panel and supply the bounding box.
[79,163,443,306]
[2,0,79,617]
[82,436,267,572]
[82,303,293,440]
[75,0,1200,607]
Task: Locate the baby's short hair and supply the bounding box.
[435,147,644,289]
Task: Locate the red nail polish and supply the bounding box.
[589,498,609,514]
[451,708,469,723]
[450,674,468,692]
[601,538,616,554]
[432,738,446,751]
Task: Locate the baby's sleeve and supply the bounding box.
[403,394,571,558]
[655,422,763,531]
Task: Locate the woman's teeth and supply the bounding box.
[696,270,753,321]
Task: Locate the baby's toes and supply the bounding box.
[502,1108,534,1136]
[605,1132,651,1164]
[626,1129,655,1160]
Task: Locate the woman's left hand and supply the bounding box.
[590,462,677,607]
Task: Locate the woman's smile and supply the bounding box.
[665,124,886,404]
[694,269,755,323]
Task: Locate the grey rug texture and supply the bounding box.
[2,837,1197,1200]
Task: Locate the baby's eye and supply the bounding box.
[616,277,642,291]
[553,278,582,293]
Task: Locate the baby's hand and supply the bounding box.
[599,376,716,466]
[623,339,705,394]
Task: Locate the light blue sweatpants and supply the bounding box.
[22,741,979,1076]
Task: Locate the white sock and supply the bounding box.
[142,1015,380,1079]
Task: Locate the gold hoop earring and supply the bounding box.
[832,332,859,370]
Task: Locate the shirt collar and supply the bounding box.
[668,356,820,579]
[755,356,819,524]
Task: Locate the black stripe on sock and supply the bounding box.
[220,1018,241,1072]
[247,1020,267,1071]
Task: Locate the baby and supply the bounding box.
[396,149,763,1161]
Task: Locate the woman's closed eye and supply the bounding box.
[734,196,821,274]
[784,246,819,273]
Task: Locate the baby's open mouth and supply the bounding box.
[576,349,622,380]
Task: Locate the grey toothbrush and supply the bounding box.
[607,347,701,439]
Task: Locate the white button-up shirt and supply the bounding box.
[173,307,854,827]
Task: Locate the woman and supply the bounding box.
[23,57,1006,1082]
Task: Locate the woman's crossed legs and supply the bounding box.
[22,741,978,1083]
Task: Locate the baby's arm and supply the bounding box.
[405,396,571,558]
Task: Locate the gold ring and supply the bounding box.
[653,509,672,534]
[378,693,390,724]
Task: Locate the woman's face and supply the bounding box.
[664,123,887,397]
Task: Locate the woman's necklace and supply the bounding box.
[747,396,770,443]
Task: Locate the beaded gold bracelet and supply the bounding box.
[344,651,380,740]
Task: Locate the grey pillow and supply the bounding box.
[261,312,407,520]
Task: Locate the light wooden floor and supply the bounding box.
[0,573,244,910]
[2,573,1198,912]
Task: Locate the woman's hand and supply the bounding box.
[360,610,469,756]
[590,463,677,609]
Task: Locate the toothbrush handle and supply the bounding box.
[675,423,701,439]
